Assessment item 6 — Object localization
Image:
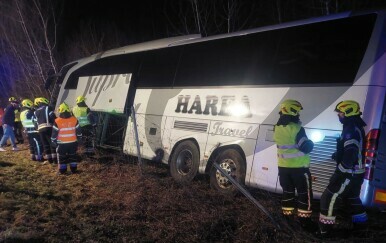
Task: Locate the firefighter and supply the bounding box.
[34,97,57,164]
[13,98,24,145]
[273,99,315,231]
[20,99,43,161]
[51,102,82,174]
[317,100,368,238]
[72,95,96,155]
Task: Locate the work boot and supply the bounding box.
[283,214,298,229]
[314,222,333,238]
[298,217,318,233]
[70,162,78,173]
[58,164,67,174]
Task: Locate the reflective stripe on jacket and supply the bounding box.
[35,105,55,130]
[54,116,79,144]
[72,106,90,127]
[274,123,310,168]
[20,110,38,133]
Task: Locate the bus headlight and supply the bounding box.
[310,131,324,143]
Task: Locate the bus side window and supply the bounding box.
[137,47,181,88]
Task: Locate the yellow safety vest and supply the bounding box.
[72,106,90,127]
[273,123,310,168]
[14,109,21,122]
[20,110,37,133]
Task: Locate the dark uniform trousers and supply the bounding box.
[27,132,43,161]
[39,127,57,163]
[14,121,24,144]
[279,167,313,216]
[81,124,94,153]
[57,142,78,173]
[320,169,366,224]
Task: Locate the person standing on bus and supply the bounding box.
[52,102,82,174]
[72,96,96,156]
[0,98,20,151]
[273,99,315,231]
[34,97,57,164]
[317,100,368,238]
[20,99,43,161]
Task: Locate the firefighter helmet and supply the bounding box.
[58,102,70,113]
[34,97,41,106]
[279,99,303,116]
[76,95,86,104]
[39,97,49,105]
[22,99,34,108]
[335,100,361,117]
[9,97,17,102]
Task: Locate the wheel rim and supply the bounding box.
[215,158,236,189]
[176,149,193,175]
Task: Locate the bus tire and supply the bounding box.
[210,149,246,196]
[169,140,200,184]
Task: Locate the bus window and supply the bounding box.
[174,37,232,87]
[174,14,376,87]
[64,53,141,89]
[137,47,182,88]
[272,14,376,85]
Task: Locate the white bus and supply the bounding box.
[48,10,386,210]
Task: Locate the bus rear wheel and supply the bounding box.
[169,140,199,184]
[210,149,245,196]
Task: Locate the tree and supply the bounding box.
[0,0,60,100]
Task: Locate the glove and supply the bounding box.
[331,152,337,161]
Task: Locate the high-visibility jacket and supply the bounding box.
[53,116,79,144]
[274,123,310,168]
[20,109,38,133]
[334,118,366,174]
[72,106,91,127]
[14,109,21,122]
[34,105,56,130]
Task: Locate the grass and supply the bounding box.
[1,144,385,242]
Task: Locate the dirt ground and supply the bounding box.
[1,144,385,242]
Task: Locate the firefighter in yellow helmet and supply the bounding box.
[273,99,316,231]
[317,100,368,238]
[11,97,24,145]
[72,95,96,155]
[20,99,43,161]
[51,102,82,174]
[34,97,57,164]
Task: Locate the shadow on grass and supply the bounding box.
[0,184,71,202]
[0,161,14,167]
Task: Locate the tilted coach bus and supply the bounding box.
[49,10,386,210]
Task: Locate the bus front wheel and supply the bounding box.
[210,149,246,196]
[169,141,200,184]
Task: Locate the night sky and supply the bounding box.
[59,0,171,49]
[58,0,386,52]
